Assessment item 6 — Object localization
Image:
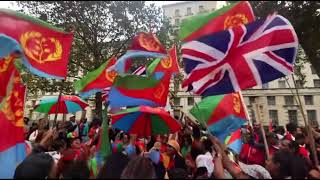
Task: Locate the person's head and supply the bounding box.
[253,122,261,131]
[38,118,50,130]
[266,132,278,146]
[286,123,297,135]
[50,139,67,153]
[295,133,306,145]
[167,140,181,157]
[182,134,193,147]
[194,167,209,179]
[121,156,155,179]
[193,126,201,140]
[24,117,30,125]
[279,139,291,152]
[274,126,285,136]
[98,152,130,179]
[160,135,168,144]
[60,160,90,179]
[265,150,292,178]
[201,138,213,153]
[167,168,188,179]
[14,153,56,179]
[238,162,272,179]
[69,115,76,122]
[190,143,205,161]
[70,138,81,149]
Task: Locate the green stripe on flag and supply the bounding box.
[113,106,140,115]
[147,58,161,76]
[189,95,225,126]
[74,60,109,92]
[178,1,240,40]
[113,74,160,89]
[151,114,169,134]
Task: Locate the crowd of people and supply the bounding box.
[18,115,320,179]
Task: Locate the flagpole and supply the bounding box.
[290,74,319,166]
[254,103,270,160]
[239,91,252,128]
[53,79,64,127]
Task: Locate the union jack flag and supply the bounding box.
[102,65,146,103]
[182,15,298,96]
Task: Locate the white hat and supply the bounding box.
[238,162,272,179]
[195,154,214,176]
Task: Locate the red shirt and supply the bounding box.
[299,145,310,159]
[240,143,265,166]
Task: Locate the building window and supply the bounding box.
[295,80,303,88]
[304,95,314,105]
[175,9,180,17]
[250,109,256,122]
[288,110,298,124]
[314,79,320,88]
[278,80,286,88]
[262,83,269,89]
[307,110,318,126]
[188,97,194,106]
[249,96,256,105]
[311,65,317,74]
[174,97,180,106]
[186,7,193,15]
[199,5,205,13]
[269,110,279,125]
[284,96,294,105]
[174,18,180,26]
[267,96,276,106]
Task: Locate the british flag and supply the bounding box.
[101,65,146,103]
[182,14,298,96]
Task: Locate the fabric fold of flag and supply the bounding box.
[74,57,117,98]
[0,67,26,178]
[0,9,73,79]
[109,73,170,108]
[190,92,247,140]
[179,1,255,41]
[182,14,298,96]
[111,32,167,74]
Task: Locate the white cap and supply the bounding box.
[195,154,214,176]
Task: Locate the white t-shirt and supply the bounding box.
[28,130,39,142]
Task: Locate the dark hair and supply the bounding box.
[97,152,129,179]
[120,157,155,179]
[290,155,311,179]
[167,168,188,179]
[193,126,201,139]
[50,139,66,152]
[286,123,297,134]
[194,167,208,179]
[272,151,292,178]
[274,126,285,135]
[14,153,54,179]
[202,138,213,153]
[190,144,205,161]
[61,160,90,179]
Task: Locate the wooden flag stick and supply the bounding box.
[291,74,319,166]
[254,103,270,160]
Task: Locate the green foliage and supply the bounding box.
[294,46,308,87]
[17,1,174,118]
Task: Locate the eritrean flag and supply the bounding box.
[0,9,73,79]
[224,129,243,154]
[74,57,117,98]
[178,1,255,41]
[147,45,179,80]
[0,66,26,179]
[190,92,248,140]
[111,32,167,74]
[109,73,170,109]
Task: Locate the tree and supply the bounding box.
[249,1,320,77]
[17,1,174,118]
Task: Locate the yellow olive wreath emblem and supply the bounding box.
[232,93,241,114]
[224,14,249,29]
[0,55,14,72]
[105,70,118,83]
[138,33,162,52]
[160,56,172,69]
[20,31,62,64]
